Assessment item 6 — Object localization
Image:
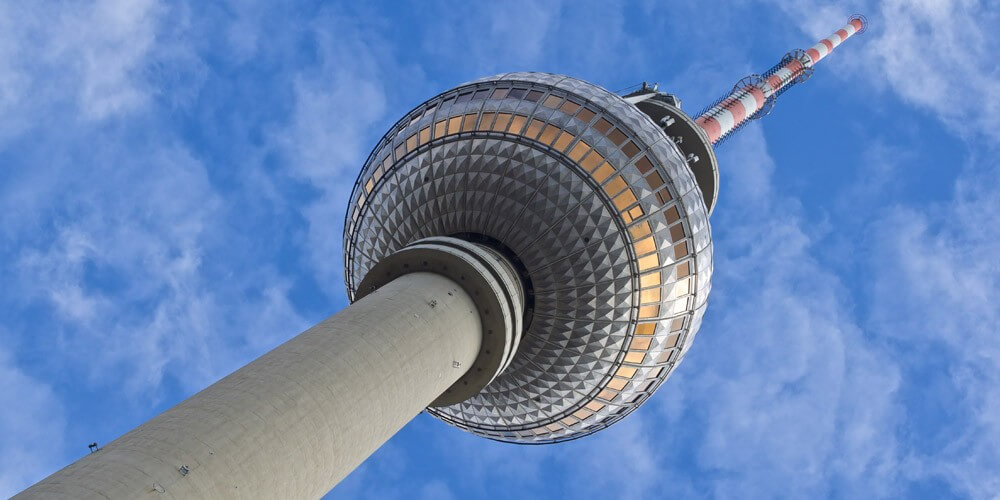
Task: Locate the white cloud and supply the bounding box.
[867,160,1000,498]
[0,346,66,497]
[418,0,561,73]
[12,143,307,396]
[869,0,1000,142]
[273,8,415,297]
[662,127,902,497]
[0,0,165,136]
[769,0,1000,143]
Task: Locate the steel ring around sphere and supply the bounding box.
[356,237,525,406]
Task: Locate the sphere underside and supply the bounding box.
[344,73,713,443]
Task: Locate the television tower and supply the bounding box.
[18,16,866,499]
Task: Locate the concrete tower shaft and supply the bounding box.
[695,16,868,144]
[16,239,523,499]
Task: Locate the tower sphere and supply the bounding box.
[344,73,714,443]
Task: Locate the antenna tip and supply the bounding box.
[849,14,869,34]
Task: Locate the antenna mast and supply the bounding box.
[695,15,868,144]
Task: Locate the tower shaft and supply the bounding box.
[695,17,866,144]
[18,272,482,499]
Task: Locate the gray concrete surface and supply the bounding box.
[16,272,481,499]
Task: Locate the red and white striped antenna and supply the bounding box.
[695,15,868,144]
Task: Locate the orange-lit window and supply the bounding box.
[461,113,478,132]
[525,118,545,139]
[543,95,562,108]
[577,107,596,123]
[418,126,430,145]
[616,366,637,378]
[640,287,661,303]
[638,321,660,337]
[394,143,405,159]
[573,408,592,420]
[633,236,655,256]
[603,175,627,197]
[625,351,646,363]
[593,163,615,183]
[656,350,675,364]
[676,261,691,278]
[434,119,447,138]
[607,378,628,390]
[639,270,661,288]
[585,400,604,412]
[508,115,528,134]
[638,305,659,318]
[630,221,652,239]
[581,151,605,171]
[493,113,512,131]
[628,206,644,220]
[598,389,617,401]
[364,178,374,193]
[613,189,637,210]
[478,112,496,130]
[447,116,462,134]
[630,337,652,350]
[553,131,574,151]
[670,317,685,332]
[406,133,417,151]
[538,124,560,145]
[560,100,581,114]
[568,141,591,161]
[638,253,659,271]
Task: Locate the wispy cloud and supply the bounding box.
[657,127,902,498]
[770,0,1000,143]
[865,159,1000,498]
[12,143,308,395]
[0,346,65,497]
[273,7,423,297]
[0,0,164,139]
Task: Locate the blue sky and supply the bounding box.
[1,0,998,498]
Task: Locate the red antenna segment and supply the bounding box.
[695,16,868,144]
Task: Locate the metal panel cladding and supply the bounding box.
[343,73,713,443]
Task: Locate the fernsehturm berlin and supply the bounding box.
[17,15,867,499]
